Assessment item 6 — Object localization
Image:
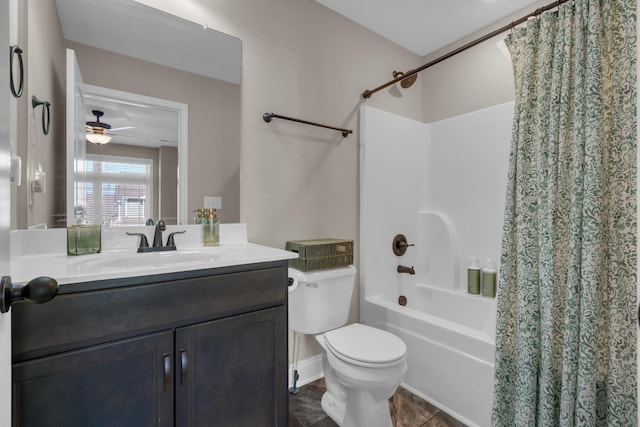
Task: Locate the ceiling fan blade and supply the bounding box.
[114,134,151,142]
[110,126,136,132]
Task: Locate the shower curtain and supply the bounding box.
[492,1,637,426]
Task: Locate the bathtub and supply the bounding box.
[362,284,496,427]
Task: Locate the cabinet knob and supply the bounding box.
[0,276,59,313]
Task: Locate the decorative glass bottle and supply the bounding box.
[203,208,219,246]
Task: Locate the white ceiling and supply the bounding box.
[314,0,544,57]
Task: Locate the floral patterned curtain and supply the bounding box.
[492,1,637,426]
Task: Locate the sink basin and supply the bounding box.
[67,248,232,273]
[100,251,217,268]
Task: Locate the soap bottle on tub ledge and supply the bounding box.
[467,257,481,295]
[481,259,497,298]
[203,208,219,246]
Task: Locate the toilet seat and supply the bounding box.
[324,324,407,368]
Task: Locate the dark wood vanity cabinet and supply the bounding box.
[175,307,285,426]
[13,331,175,426]
[11,261,289,427]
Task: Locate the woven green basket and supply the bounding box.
[285,238,353,271]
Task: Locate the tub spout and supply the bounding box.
[397,265,415,275]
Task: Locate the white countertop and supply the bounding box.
[10,224,297,285]
[11,243,297,285]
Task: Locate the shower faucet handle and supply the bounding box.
[398,241,415,249]
[392,234,414,256]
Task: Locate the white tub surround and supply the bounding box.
[360,103,514,427]
[10,224,297,284]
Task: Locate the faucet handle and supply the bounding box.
[126,232,150,250]
[392,234,415,256]
[166,231,186,248]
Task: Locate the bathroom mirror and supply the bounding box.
[14,0,241,228]
[68,76,187,227]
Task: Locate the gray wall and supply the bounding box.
[420,0,549,122]
[13,0,67,229]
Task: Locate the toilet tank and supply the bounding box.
[288,265,357,335]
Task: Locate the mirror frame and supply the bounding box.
[67,83,188,226]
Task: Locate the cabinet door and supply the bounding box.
[176,307,287,427]
[13,331,174,427]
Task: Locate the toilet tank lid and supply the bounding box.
[288,265,356,282]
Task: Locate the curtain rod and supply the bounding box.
[362,0,570,99]
[263,112,353,137]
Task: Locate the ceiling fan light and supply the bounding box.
[86,110,112,145]
[86,132,112,145]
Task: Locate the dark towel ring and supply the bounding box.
[32,96,51,136]
[9,45,24,98]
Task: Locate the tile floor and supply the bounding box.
[289,378,468,427]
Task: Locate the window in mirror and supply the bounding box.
[85,154,153,227]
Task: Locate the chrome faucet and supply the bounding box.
[153,220,166,247]
[397,265,415,275]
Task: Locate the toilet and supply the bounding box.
[288,266,407,427]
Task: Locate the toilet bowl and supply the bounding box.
[316,323,407,427]
[288,267,407,427]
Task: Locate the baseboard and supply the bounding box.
[288,354,324,389]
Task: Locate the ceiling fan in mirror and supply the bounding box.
[85,110,135,145]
